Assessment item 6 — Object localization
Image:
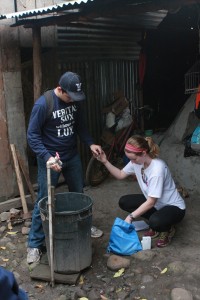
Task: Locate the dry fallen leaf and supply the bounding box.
[6,231,18,235]
[2,258,9,262]
[35,284,44,289]
[79,298,89,300]
[0,247,6,250]
[79,274,84,284]
[113,268,125,278]
[160,267,168,274]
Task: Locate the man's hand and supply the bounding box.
[46,154,62,172]
[90,144,102,156]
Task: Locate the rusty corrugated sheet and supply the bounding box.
[0,0,92,19]
[0,0,167,31]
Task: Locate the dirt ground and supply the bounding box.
[0,175,200,300]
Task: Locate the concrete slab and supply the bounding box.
[30,264,80,284]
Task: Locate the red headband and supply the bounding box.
[125,143,145,153]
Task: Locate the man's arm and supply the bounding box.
[27,99,52,162]
[75,102,95,146]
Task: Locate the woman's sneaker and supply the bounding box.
[156,226,176,248]
[144,228,159,239]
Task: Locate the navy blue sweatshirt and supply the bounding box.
[27,90,94,162]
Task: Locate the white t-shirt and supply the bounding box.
[123,158,186,210]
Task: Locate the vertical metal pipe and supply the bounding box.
[14,0,18,23]
[14,0,17,11]
[47,166,55,287]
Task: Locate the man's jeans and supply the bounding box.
[28,154,84,249]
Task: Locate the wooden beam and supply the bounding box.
[0,195,33,213]
[32,26,42,101]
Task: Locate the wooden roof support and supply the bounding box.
[32,26,42,101]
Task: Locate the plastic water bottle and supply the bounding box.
[141,236,151,250]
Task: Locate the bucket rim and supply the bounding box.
[38,192,93,215]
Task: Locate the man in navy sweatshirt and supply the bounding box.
[27,71,103,264]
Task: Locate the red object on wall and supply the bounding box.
[195,85,200,109]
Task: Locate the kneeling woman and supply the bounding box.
[96,135,186,247]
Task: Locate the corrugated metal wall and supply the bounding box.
[57,25,141,172]
[57,25,141,61]
[57,60,140,171]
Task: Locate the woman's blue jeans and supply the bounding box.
[28,154,84,249]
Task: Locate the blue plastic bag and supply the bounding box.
[107,217,142,256]
[191,125,200,144]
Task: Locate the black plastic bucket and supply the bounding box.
[39,192,93,274]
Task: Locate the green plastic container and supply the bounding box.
[144,129,153,137]
[39,192,93,274]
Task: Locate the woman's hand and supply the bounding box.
[125,214,134,224]
[95,150,108,164]
[93,150,127,180]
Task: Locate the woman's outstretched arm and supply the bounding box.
[94,150,128,180]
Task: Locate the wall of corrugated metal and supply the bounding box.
[57,25,141,61]
[57,59,140,172]
[56,24,141,172]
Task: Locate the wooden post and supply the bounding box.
[32,26,42,101]
[10,144,29,215]
[139,88,145,131]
